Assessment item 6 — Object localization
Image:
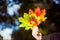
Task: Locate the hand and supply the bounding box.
[32,26,42,40]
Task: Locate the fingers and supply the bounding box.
[32,26,42,40]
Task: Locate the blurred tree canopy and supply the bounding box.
[0,0,60,40]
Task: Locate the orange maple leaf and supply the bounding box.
[35,6,41,16]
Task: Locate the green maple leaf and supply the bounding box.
[25,26,31,30]
[18,13,32,30]
[24,13,30,20]
[19,24,26,27]
[18,17,24,22]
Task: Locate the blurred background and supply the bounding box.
[0,0,60,40]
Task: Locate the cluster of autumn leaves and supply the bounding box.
[18,6,47,30]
